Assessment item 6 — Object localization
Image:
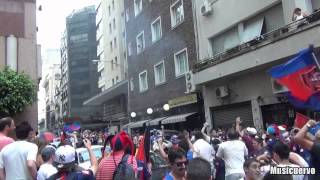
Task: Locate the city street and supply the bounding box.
[1,0,320,179]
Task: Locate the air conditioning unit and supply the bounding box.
[215,86,229,98]
[185,71,195,93]
[201,0,213,16]
[271,78,288,94]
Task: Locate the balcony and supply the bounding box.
[193,10,320,85]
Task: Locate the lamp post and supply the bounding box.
[130,112,136,118]
[147,108,153,115]
[163,104,170,111]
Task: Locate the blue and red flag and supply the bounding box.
[269,47,320,111]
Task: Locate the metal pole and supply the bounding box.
[312,52,320,71]
[310,45,320,70]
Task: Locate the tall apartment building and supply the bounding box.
[60,6,100,126]
[96,0,127,91]
[192,0,320,130]
[0,0,41,129]
[122,0,203,131]
[83,0,129,131]
[41,49,60,132]
[43,64,60,132]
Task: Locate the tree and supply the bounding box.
[0,67,37,116]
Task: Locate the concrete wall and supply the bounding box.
[0,37,5,69]
[0,1,38,128]
[312,0,320,10]
[195,22,320,85]
[193,0,280,60]
[202,69,279,130]
[193,0,316,61]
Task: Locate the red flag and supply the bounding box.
[136,135,146,161]
[294,112,309,128]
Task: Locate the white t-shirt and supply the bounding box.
[216,140,248,176]
[193,139,215,163]
[37,163,57,180]
[0,140,38,180]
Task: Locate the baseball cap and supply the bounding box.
[170,135,180,144]
[41,145,56,162]
[246,127,257,136]
[54,145,76,168]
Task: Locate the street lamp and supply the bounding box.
[163,104,170,111]
[130,112,136,118]
[147,108,153,115]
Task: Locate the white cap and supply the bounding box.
[54,145,76,167]
[246,127,257,135]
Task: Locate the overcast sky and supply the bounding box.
[37,0,97,121]
[37,0,96,50]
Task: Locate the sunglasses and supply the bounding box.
[175,160,188,167]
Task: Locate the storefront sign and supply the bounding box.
[168,94,198,108]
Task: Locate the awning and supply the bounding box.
[121,122,135,129]
[149,117,167,126]
[83,80,128,106]
[161,112,197,125]
[130,120,150,128]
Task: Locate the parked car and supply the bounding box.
[76,145,103,169]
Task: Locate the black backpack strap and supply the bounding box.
[112,154,130,180]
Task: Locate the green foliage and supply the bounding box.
[0,67,37,115]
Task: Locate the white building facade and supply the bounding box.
[192,0,320,131]
[96,0,127,91]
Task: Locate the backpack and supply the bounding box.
[113,154,137,180]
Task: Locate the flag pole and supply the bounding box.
[310,44,320,70]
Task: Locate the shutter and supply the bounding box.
[211,102,253,129]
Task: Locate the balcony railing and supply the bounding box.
[193,9,320,72]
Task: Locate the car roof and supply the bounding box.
[76,145,103,153]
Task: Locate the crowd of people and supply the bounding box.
[0,116,319,180]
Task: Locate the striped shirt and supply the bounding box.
[96,151,138,180]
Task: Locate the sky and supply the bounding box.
[37,0,97,121]
[37,0,97,50]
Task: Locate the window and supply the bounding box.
[241,18,264,43]
[134,0,143,16]
[114,38,117,48]
[115,56,118,66]
[151,17,162,42]
[139,71,148,92]
[136,31,145,54]
[210,27,239,56]
[116,76,119,82]
[170,0,184,28]
[130,78,134,91]
[110,41,113,51]
[108,6,111,16]
[109,23,112,34]
[70,34,88,43]
[128,42,132,56]
[113,18,116,30]
[112,0,115,10]
[154,61,165,85]
[174,48,188,77]
[111,60,114,70]
[126,9,130,22]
